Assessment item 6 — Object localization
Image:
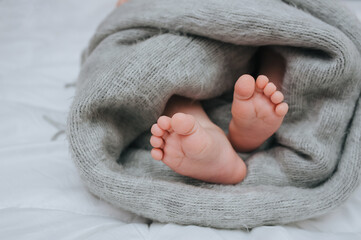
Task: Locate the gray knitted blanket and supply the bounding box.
[67,0,361,229]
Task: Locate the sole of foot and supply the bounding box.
[228,74,288,152]
[150,113,247,184]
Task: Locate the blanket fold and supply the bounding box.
[67,0,361,228]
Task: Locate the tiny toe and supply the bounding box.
[150,136,164,148]
[270,91,284,104]
[234,74,256,100]
[275,102,289,117]
[255,75,269,91]
[171,113,197,135]
[151,148,163,161]
[264,82,277,97]
[151,124,165,137]
[157,116,172,131]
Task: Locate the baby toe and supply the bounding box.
[151,148,163,161]
[157,115,172,131]
[263,82,277,97]
[151,123,165,137]
[234,74,256,100]
[150,135,164,148]
[270,91,284,104]
[275,102,289,117]
[171,113,197,135]
[255,75,269,91]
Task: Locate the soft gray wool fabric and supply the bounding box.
[67,0,361,229]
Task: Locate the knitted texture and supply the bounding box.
[67,0,361,229]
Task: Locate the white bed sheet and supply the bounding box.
[0,0,360,239]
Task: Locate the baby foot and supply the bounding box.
[150,113,247,184]
[228,74,288,152]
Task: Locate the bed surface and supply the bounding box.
[1,0,361,239]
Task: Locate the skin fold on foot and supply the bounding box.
[150,113,247,184]
[228,74,288,152]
